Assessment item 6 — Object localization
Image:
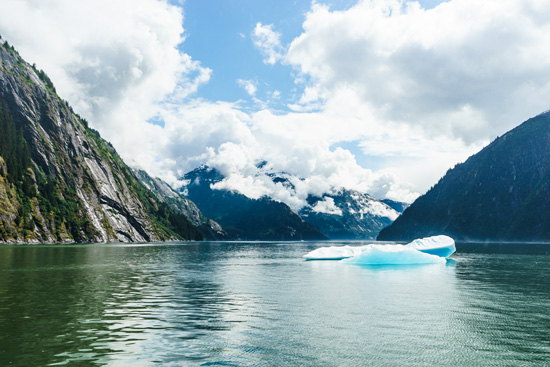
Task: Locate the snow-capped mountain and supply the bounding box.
[179,165,406,240]
[179,166,327,241]
[300,189,403,239]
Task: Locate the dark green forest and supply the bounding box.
[378,111,550,242]
[0,100,96,241]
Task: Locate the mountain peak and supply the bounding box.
[179,165,405,240]
[378,110,550,242]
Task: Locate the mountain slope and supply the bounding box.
[180,165,404,240]
[0,39,203,243]
[180,166,327,240]
[378,111,550,242]
[132,168,227,239]
[299,190,402,239]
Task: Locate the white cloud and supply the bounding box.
[194,112,420,209]
[3,0,550,209]
[312,197,343,215]
[251,22,284,65]
[211,174,272,200]
[237,79,257,96]
[0,0,211,170]
[286,0,550,142]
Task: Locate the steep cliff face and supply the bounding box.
[0,39,202,243]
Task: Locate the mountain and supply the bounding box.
[179,166,327,240]
[132,168,227,239]
[300,190,402,239]
[0,38,203,243]
[378,110,550,242]
[380,199,409,213]
[180,165,404,240]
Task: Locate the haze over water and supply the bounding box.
[0,242,548,366]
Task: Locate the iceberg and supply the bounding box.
[303,235,455,264]
[405,235,456,257]
[302,245,364,260]
[341,245,446,265]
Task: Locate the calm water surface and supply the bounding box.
[0,241,549,366]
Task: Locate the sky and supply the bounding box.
[1,0,550,209]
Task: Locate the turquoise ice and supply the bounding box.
[303,235,455,265]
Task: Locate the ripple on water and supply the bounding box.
[0,242,548,366]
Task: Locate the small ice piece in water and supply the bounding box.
[341,245,446,265]
[405,235,455,258]
[302,245,365,260]
[302,235,455,264]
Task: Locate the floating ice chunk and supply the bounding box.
[303,235,455,264]
[303,245,365,260]
[341,245,446,265]
[405,235,455,258]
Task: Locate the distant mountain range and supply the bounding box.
[179,166,326,240]
[378,110,550,242]
[300,189,402,239]
[180,166,405,240]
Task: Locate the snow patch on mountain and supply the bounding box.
[312,197,343,215]
[350,192,399,221]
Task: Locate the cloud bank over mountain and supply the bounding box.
[2,0,550,206]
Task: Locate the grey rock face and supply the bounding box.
[0,39,201,243]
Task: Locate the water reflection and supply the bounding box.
[0,244,246,366]
[0,242,548,366]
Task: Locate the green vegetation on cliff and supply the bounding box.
[0,100,31,185]
[0,39,203,243]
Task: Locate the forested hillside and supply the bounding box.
[378,111,550,242]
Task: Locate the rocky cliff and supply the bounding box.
[0,39,203,243]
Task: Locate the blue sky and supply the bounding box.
[179,0,311,107]
[2,0,550,206]
[179,0,448,111]
[172,0,459,177]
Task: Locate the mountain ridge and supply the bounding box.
[132,168,227,240]
[180,166,327,240]
[180,165,405,240]
[378,110,550,242]
[300,189,401,239]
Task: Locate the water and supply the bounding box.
[0,241,549,366]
